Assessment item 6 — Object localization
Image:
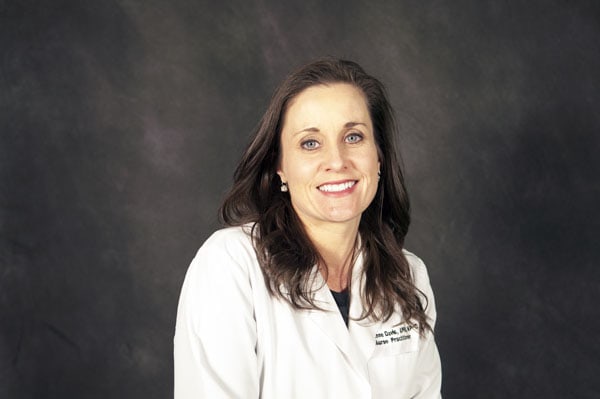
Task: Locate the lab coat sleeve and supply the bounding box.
[407,253,443,399]
[174,231,259,399]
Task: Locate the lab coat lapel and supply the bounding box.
[309,284,350,350]
[307,263,370,381]
[348,254,377,362]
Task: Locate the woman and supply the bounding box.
[174,58,442,398]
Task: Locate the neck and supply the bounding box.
[302,220,360,292]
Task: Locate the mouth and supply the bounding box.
[317,180,357,193]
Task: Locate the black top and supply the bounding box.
[330,289,350,327]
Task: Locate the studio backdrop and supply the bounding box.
[1,1,599,398]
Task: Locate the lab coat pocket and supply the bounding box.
[367,330,420,397]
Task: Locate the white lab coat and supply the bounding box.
[174,226,442,398]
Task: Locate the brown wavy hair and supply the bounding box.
[219,58,431,334]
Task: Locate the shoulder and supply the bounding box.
[200,224,254,251]
[175,226,262,354]
[193,224,256,264]
[178,225,261,316]
[184,225,258,287]
[402,249,438,326]
[402,249,430,288]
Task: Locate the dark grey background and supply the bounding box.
[1,0,599,398]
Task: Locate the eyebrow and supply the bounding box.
[292,122,368,136]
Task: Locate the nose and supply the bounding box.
[324,143,348,171]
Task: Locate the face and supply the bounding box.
[277,83,380,230]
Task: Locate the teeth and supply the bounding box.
[318,181,356,192]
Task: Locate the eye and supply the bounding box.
[345,132,363,144]
[300,139,320,150]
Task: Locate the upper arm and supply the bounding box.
[174,233,259,399]
[406,252,443,398]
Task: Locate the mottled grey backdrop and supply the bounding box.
[1,0,599,398]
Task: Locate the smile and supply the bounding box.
[317,181,357,193]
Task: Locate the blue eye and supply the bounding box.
[301,139,320,150]
[345,132,363,143]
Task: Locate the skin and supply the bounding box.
[277,83,380,290]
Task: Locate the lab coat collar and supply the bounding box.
[307,252,372,382]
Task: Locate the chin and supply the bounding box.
[324,211,363,224]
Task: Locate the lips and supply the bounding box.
[317,180,357,193]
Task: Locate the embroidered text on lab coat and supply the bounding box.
[374,323,417,346]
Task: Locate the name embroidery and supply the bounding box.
[374,323,417,346]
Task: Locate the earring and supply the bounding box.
[280,182,288,192]
[377,170,381,180]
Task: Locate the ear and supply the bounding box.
[276,169,287,183]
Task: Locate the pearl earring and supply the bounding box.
[280,182,288,192]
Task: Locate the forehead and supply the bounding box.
[282,83,371,129]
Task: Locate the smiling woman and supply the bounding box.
[278,84,380,238]
[174,58,442,398]
[277,83,381,292]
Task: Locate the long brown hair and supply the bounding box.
[220,58,431,334]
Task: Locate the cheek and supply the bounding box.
[282,155,317,184]
[278,146,298,181]
[287,165,314,187]
[362,148,380,175]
